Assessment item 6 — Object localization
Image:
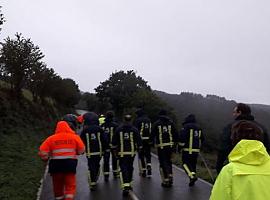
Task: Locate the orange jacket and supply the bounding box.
[39,121,85,160]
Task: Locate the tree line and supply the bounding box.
[0,33,81,107]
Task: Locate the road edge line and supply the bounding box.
[129,190,140,200]
[36,164,49,200]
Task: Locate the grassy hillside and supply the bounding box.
[0,88,62,200]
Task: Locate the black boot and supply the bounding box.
[189,177,198,187]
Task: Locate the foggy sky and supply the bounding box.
[1,0,270,105]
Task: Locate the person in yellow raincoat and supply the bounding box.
[210,120,270,200]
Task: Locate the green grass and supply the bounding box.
[0,128,48,200]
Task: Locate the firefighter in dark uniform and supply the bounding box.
[80,112,109,191]
[134,109,152,177]
[152,109,178,187]
[178,114,204,186]
[111,114,143,196]
[101,111,119,181]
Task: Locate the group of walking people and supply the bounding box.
[38,108,204,199]
[38,102,270,200]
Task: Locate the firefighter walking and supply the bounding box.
[111,114,143,196]
[38,115,85,200]
[101,111,120,181]
[134,109,152,177]
[152,109,178,188]
[80,112,109,191]
[178,114,204,186]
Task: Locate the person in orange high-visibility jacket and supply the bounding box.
[38,120,85,200]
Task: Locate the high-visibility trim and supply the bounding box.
[168,125,172,144]
[150,123,152,134]
[51,155,76,159]
[97,132,102,154]
[140,123,144,136]
[120,132,124,157]
[156,142,174,148]
[178,142,185,146]
[142,136,150,140]
[189,129,193,154]
[147,163,151,167]
[199,130,202,148]
[120,172,124,189]
[158,126,163,149]
[52,148,76,153]
[55,196,64,200]
[103,172,109,175]
[118,152,135,156]
[88,171,91,185]
[86,133,90,157]
[130,132,134,156]
[90,182,97,186]
[159,167,164,182]
[86,152,101,156]
[183,148,200,153]
[122,183,131,187]
[183,164,194,178]
[65,194,74,199]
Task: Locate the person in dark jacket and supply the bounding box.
[101,111,119,181]
[80,112,109,191]
[151,109,178,187]
[179,114,204,186]
[111,114,143,196]
[134,108,152,177]
[216,103,270,173]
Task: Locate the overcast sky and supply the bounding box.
[1,0,270,105]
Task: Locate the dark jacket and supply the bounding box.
[134,115,152,141]
[216,114,270,173]
[80,117,109,157]
[101,118,119,147]
[111,123,143,157]
[179,114,204,154]
[151,115,178,149]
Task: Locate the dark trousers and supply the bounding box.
[87,155,102,186]
[138,140,151,172]
[182,152,198,179]
[103,150,119,175]
[157,147,173,183]
[119,156,135,189]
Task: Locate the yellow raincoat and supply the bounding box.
[210,139,270,200]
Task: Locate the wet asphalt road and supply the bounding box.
[40,153,212,200]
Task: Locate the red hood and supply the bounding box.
[54,121,75,134]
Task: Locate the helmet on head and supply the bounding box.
[83,112,99,126]
[124,114,132,122]
[62,114,77,130]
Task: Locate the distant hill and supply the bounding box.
[154,90,270,150]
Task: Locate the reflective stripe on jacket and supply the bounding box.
[210,140,270,200]
[38,121,85,160]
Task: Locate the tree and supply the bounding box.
[0,33,44,98]
[95,70,151,116]
[52,78,81,107]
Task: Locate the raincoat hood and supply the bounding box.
[229,140,269,166]
[54,121,76,134]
